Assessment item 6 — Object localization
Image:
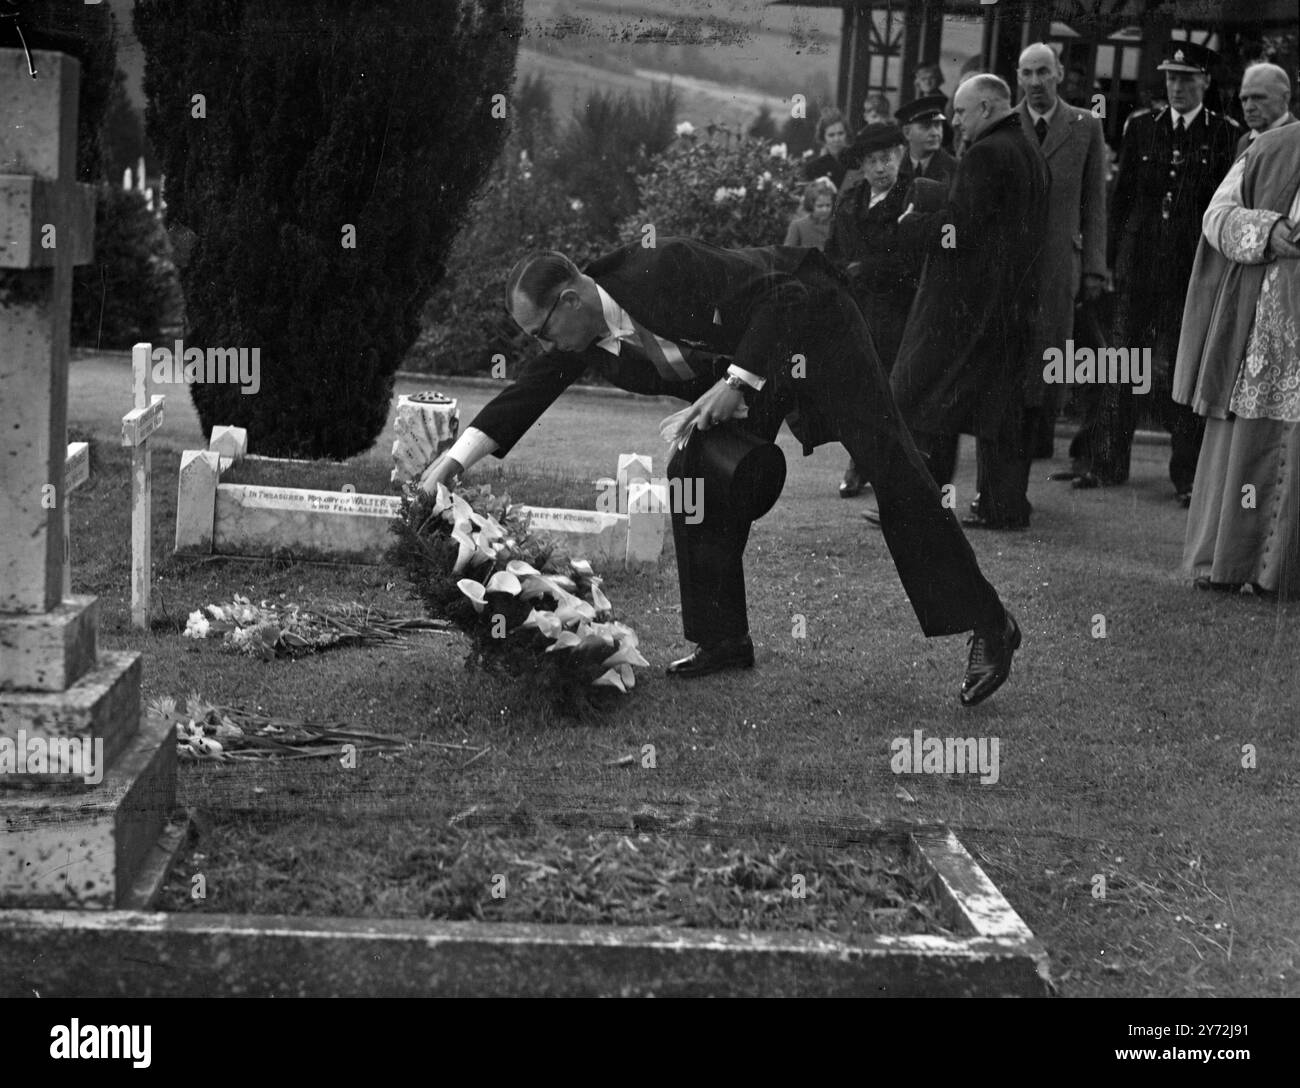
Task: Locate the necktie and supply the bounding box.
[623,314,697,382]
[1174,116,1185,133]
[1035,116,1048,144]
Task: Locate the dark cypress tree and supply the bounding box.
[133,0,523,459]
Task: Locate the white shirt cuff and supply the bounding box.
[445,426,499,472]
[727,364,765,391]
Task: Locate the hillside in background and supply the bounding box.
[521,0,841,128]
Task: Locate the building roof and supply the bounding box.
[768,0,1297,27]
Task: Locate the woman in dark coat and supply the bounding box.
[802,109,849,191]
[824,124,925,497]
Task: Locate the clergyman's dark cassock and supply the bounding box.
[468,238,1005,646]
[890,113,1050,525]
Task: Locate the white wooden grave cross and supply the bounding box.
[62,440,90,596]
[120,342,165,628]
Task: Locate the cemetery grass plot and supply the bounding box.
[44,400,1300,998]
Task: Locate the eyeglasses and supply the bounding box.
[527,292,563,346]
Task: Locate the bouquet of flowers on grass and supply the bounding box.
[183,595,450,660]
[390,481,648,714]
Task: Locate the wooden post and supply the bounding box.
[121,342,165,629]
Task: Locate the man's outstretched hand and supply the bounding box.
[418,453,465,495]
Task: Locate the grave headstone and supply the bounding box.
[0,50,176,909]
[391,391,458,485]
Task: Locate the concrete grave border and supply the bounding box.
[173,427,668,569]
[0,818,1050,997]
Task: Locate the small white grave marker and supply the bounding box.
[121,342,165,628]
[62,441,90,596]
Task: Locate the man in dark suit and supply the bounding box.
[1235,63,1295,157]
[1106,40,1239,505]
[1014,43,1108,468]
[418,238,1022,706]
[896,96,958,190]
[889,75,1050,530]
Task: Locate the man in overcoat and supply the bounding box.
[890,75,1050,530]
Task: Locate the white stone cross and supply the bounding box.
[121,342,165,629]
[0,50,96,623]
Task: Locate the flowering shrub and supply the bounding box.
[390,482,647,716]
[619,127,805,251]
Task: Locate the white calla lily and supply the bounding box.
[485,571,522,596]
[520,609,563,639]
[569,559,594,578]
[457,578,488,613]
[592,668,627,692]
[450,529,477,573]
[601,643,650,669]
[590,583,612,613]
[431,481,453,514]
[618,664,636,689]
[554,595,597,625]
[545,630,582,652]
[507,559,540,578]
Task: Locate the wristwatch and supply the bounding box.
[723,373,750,393]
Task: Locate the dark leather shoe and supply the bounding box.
[1048,469,1081,482]
[1193,576,1241,594]
[666,635,755,678]
[1176,490,1192,508]
[839,464,865,498]
[862,506,882,527]
[960,513,1028,531]
[961,611,1021,707]
[1071,472,1100,490]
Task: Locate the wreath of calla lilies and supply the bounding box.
[394,480,648,704]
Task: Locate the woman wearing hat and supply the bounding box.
[825,123,926,497]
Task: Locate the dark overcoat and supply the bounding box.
[890,112,1050,442]
[824,177,919,371]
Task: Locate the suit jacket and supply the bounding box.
[1110,105,1239,348]
[1016,100,1108,363]
[469,239,845,457]
[1236,112,1298,157]
[890,112,1050,441]
[897,148,957,191]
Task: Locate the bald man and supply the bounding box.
[1012,42,1108,473]
[889,75,1050,530]
[1236,63,1295,156]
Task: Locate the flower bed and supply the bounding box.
[157,815,950,939]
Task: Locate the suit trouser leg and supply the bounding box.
[668,408,784,646]
[912,430,959,487]
[974,407,1037,525]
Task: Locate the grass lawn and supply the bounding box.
[66,357,1300,998]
